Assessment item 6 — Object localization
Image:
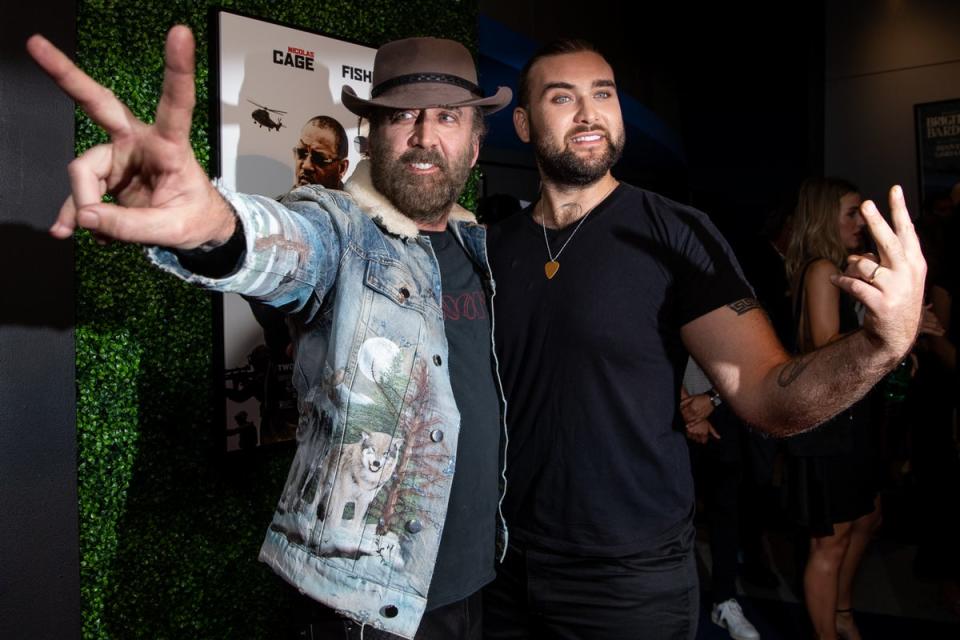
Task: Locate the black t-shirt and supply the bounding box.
[422,229,500,609]
[487,183,753,556]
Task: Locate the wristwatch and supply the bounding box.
[707,388,722,407]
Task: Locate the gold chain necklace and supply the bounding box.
[538,181,618,279]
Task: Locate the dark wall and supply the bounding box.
[825,0,960,211]
[478,1,825,240]
[0,4,79,640]
[675,3,825,244]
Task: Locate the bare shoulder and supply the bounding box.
[803,259,841,298]
[805,258,841,281]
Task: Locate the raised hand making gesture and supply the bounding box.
[681,183,927,435]
[27,25,236,249]
[838,187,928,361]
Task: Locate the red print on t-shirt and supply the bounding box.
[441,291,487,321]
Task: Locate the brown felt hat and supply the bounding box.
[341,37,512,118]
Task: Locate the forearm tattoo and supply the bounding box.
[727,298,761,316]
[777,351,819,387]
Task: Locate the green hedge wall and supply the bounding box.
[75,1,478,638]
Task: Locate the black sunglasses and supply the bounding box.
[294,146,340,166]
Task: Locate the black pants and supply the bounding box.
[690,407,777,603]
[699,456,741,603]
[482,521,698,640]
[290,591,482,640]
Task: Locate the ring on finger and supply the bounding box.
[867,263,883,284]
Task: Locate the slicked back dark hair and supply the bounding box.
[517,38,600,109]
[305,115,349,159]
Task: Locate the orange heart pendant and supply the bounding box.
[544,261,560,279]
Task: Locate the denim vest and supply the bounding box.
[149,161,507,639]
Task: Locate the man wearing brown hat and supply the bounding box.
[28,26,510,640]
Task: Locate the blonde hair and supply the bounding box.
[784,177,860,288]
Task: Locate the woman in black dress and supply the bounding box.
[784,178,881,640]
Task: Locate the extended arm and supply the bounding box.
[28,27,344,315]
[682,187,926,436]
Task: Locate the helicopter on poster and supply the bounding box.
[248,100,287,131]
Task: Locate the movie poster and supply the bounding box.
[915,98,960,207]
[215,11,376,451]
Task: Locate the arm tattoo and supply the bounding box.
[727,297,761,316]
[777,351,819,387]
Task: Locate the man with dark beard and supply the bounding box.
[28,28,511,640]
[484,40,927,639]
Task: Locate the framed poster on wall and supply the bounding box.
[212,10,376,452]
[915,98,960,209]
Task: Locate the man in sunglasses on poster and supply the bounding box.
[292,115,350,190]
[27,26,510,640]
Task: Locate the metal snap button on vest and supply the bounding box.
[430,429,444,443]
[381,605,399,618]
[433,354,442,366]
[406,519,423,534]
[399,286,410,300]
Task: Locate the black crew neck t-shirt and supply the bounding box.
[421,229,500,608]
[487,183,753,556]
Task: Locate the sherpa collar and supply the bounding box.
[344,159,477,239]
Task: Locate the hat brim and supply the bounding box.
[342,84,512,118]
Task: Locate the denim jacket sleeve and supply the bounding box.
[146,184,348,321]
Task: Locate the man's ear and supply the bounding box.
[338,158,350,178]
[469,135,480,167]
[513,107,530,143]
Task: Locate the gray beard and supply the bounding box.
[531,126,624,186]
[369,137,474,224]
